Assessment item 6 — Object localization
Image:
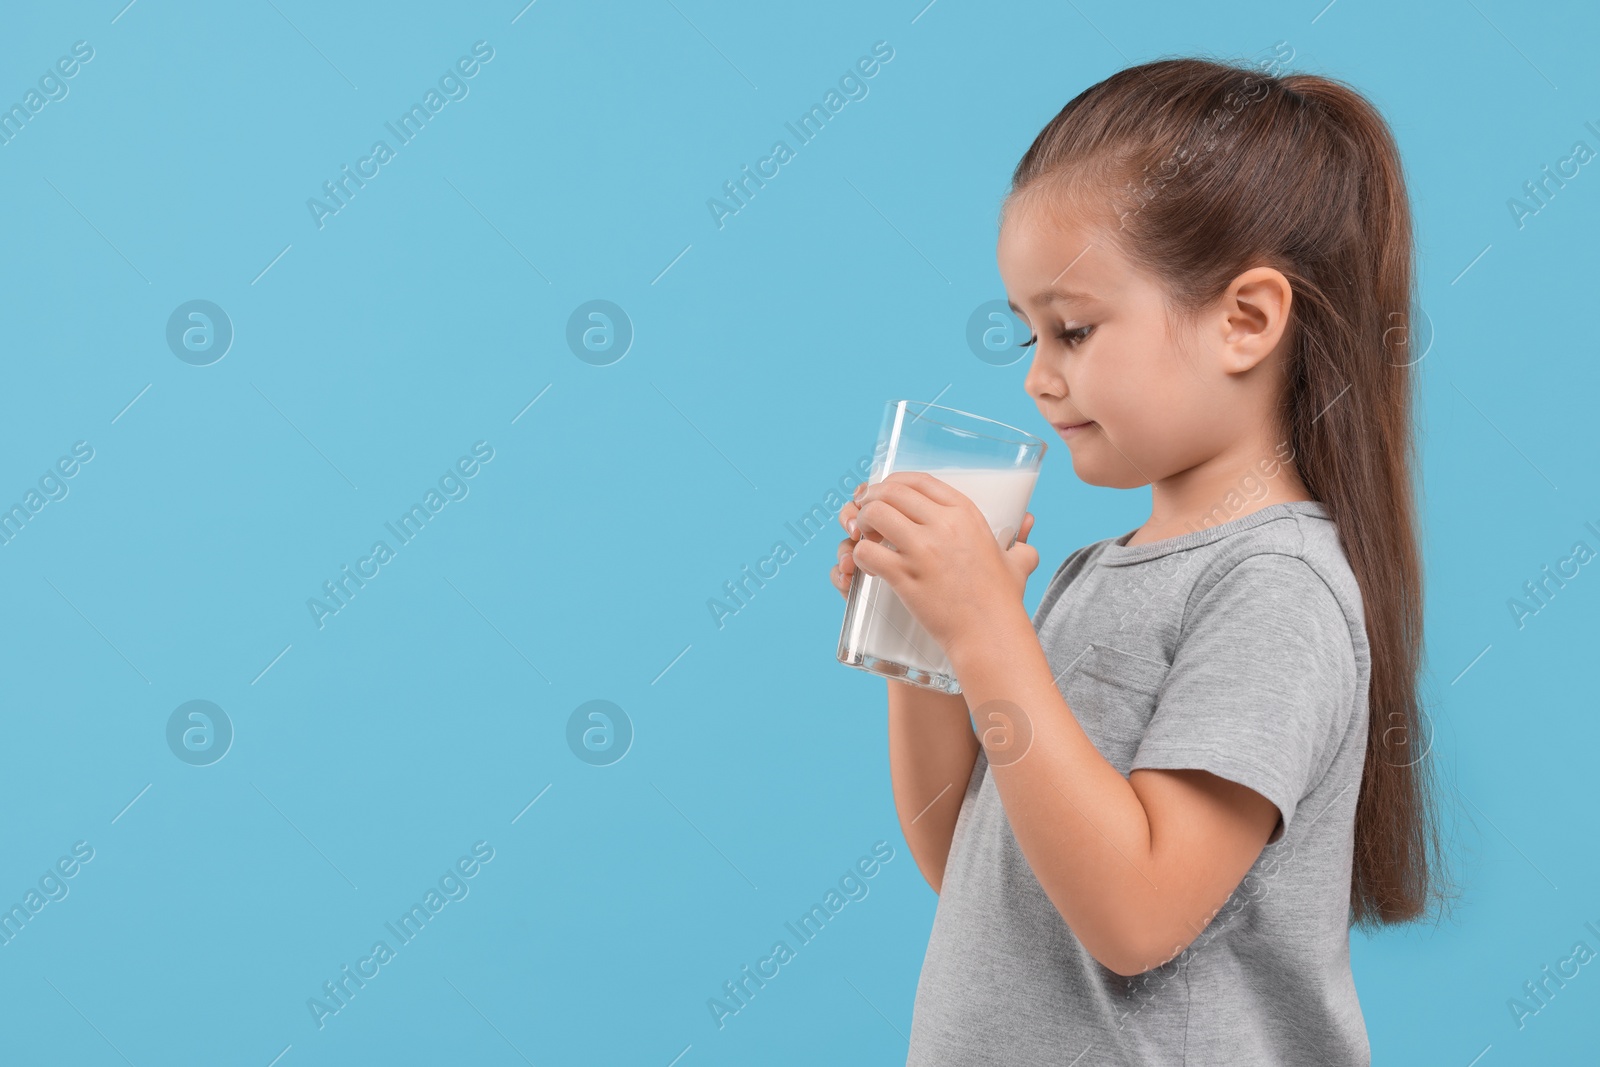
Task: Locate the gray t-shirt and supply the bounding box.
[906,500,1372,1066]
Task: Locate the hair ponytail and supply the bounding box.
[1008,57,1448,927]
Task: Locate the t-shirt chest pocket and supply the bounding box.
[1057,643,1171,775]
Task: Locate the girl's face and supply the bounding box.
[997,197,1240,491]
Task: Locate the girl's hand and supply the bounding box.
[849,472,1039,656]
[830,495,865,598]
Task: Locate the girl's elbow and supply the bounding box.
[1070,928,1141,977]
[1081,915,1195,978]
[1042,884,1196,976]
[1097,946,1167,978]
[1099,929,1194,978]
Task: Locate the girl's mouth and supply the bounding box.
[1053,421,1095,438]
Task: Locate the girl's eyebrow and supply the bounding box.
[1008,287,1097,314]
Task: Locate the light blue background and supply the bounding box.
[0,1,1595,1064]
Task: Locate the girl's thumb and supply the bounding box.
[1018,512,1035,543]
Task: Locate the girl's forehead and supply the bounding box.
[998,206,1134,306]
[1003,185,1111,237]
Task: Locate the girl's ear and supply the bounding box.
[1216,267,1293,375]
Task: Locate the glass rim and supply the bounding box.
[895,400,1047,448]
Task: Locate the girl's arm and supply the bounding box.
[945,613,1279,978]
[849,472,1312,978]
[833,498,978,893]
[886,680,978,893]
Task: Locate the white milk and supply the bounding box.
[846,466,1040,683]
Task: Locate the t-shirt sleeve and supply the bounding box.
[1129,551,1359,844]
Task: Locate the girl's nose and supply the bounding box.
[1023,349,1064,401]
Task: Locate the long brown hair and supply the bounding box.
[1006,56,1448,928]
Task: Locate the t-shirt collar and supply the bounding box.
[1098,500,1329,566]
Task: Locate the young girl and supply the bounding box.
[829,58,1445,1065]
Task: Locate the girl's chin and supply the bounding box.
[1068,452,1153,491]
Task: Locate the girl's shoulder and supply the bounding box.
[1035,502,1368,665]
[1178,504,1369,664]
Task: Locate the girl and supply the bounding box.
[829,58,1446,1065]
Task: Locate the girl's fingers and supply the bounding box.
[854,498,917,548]
[1019,512,1035,542]
[858,480,942,526]
[877,471,967,508]
[850,535,892,577]
[837,499,860,533]
[832,538,857,597]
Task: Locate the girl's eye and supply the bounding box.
[1019,325,1094,349]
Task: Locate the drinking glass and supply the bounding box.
[836,400,1046,694]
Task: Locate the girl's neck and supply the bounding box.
[1125,439,1312,547]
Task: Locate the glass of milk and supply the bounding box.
[835,399,1046,694]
